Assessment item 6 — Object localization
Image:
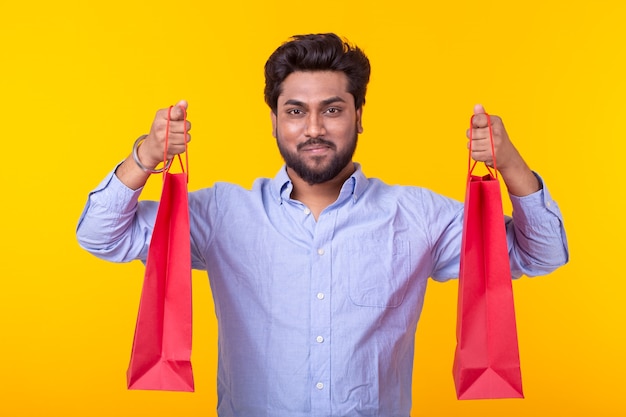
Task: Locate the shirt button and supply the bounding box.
[304,208,311,215]
[316,292,325,300]
[316,382,324,390]
[317,248,325,255]
[316,335,324,343]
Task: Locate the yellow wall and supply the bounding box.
[1,0,623,415]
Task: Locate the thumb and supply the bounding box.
[473,103,486,115]
[169,100,188,120]
[176,99,188,110]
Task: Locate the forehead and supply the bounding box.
[278,71,353,106]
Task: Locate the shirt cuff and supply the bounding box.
[90,163,144,213]
[509,172,563,225]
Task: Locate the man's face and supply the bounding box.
[271,71,363,185]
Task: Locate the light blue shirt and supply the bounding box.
[77,163,568,417]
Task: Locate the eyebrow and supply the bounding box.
[283,96,347,108]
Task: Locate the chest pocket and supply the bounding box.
[346,238,411,308]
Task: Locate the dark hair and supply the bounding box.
[264,33,371,114]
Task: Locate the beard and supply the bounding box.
[277,132,358,185]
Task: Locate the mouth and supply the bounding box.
[298,139,336,153]
[300,144,332,154]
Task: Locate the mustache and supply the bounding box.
[297,138,336,151]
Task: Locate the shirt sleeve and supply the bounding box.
[430,173,569,281]
[507,173,569,277]
[76,167,157,263]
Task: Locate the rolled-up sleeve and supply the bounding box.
[76,169,157,263]
[507,174,569,277]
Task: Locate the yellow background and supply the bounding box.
[1,0,624,415]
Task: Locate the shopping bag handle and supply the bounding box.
[163,105,189,182]
[468,112,497,179]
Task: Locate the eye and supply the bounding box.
[325,107,341,115]
[287,109,304,115]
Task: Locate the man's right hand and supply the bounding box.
[137,100,192,169]
[115,100,191,190]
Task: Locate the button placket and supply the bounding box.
[309,210,335,413]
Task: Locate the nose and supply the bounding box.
[304,113,326,138]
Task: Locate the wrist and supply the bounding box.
[499,159,540,196]
[132,135,171,173]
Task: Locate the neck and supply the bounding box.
[287,163,355,220]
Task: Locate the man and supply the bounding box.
[77,33,568,416]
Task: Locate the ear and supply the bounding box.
[270,110,277,138]
[356,107,364,133]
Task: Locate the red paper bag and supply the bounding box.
[452,114,524,400]
[127,106,194,392]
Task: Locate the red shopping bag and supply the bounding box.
[127,106,194,392]
[452,113,524,400]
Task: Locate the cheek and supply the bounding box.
[277,120,302,140]
[334,120,358,138]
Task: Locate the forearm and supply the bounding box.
[77,101,189,260]
[498,151,541,197]
[76,170,155,262]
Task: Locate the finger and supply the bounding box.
[167,143,189,156]
[179,132,192,144]
[469,138,493,153]
[468,125,492,141]
[167,120,192,134]
[166,133,192,156]
[165,131,191,145]
[470,149,494,164]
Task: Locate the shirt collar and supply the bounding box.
[271,163,369,205]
